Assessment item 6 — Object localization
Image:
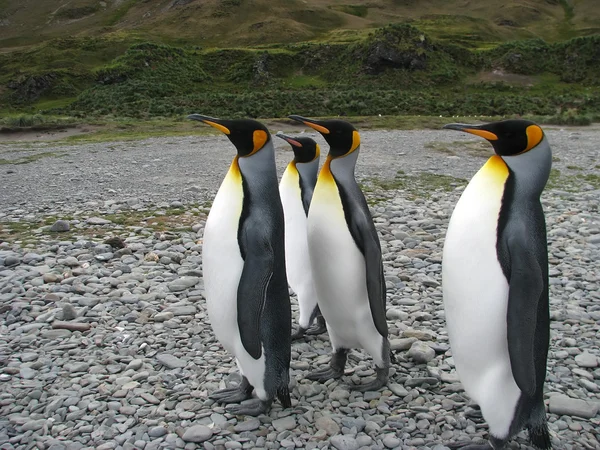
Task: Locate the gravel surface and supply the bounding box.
[0,126,599,450]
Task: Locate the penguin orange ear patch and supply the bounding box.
[350,130,361,152]
[314,143,321,160]
[525,125,543,152]
[252,130,268,153]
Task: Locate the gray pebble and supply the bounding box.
[86,217,112,225]
[234,418,260,432]
[50,220,70,232]
[382,434,401,448]
[575,352,598,368]
[315,415,340,435]
[148,426,168,437]
[182,424,213,442]
[407,341,436,364]
[272,416,296,432]
[330,434,359,450]
[156,353,186,369]
[548,394,599,418]
[0,128,598,450]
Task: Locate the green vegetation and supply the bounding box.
[0,113,78,127]
[53,117,219,144]
[0,206,207,244]
[0,2,599,126]
[362,170,467,201]
[104,0,138,26]
[2,25,596,122]
[1,114,45,127]
[329,5,369,18]
[55,5,99,20]
[546,169,600,192]
[581,174,600,189]
[0,35,134,108]
[213,0,244,18]
[484,36,600,84]
[0,151,65,165]
[560,0,575,22]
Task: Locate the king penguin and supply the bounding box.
[188,114,292,416]
[288,115,392,392]
[275,133,327,340]
[441,119,552,449]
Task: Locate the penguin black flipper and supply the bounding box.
[505,233,544,397]
[337,182,388,338]
[236,224,274,360]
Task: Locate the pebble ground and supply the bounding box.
[0,125,599,450]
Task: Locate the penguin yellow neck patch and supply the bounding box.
[288,160,298,174]
[313,144,321,161]
[319,156,336,186]
[480,155,509,185]
[312,156,341,208]
[227,156,242,182]
[524,125,543,152]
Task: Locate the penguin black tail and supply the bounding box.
[527,401,552,450]
[527,421,551,450]
[277,385,292,409]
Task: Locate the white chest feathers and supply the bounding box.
[442,155,521,438]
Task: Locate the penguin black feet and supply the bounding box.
[306,314,327,336]
[209,376,254,405]
[306,365,344,382]
[464,405,484,420]
[226,398,273,417]
[306,349,348,382]
[347,366,389,392]
[291,326,308,341]
[447,435,506,450]
[447,444,493,450]
[292,311,327,341]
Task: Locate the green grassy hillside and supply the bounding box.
[1,0,598,49]
[1,0,599,124]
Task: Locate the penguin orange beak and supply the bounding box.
[443,123,498,141]
[275,133,303,148]
[288,115,330,135]
[188,114,231,135]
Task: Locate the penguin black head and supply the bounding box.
[288,115,360,158]
[443,119,545,157]
[188,114,271,157]
[275,133,320,163]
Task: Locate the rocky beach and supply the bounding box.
[0,125,598,450]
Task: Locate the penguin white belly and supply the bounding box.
[442,155,521,438]
[279,165,318,328]
[307,173,382,354]
[202,159,267,398]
